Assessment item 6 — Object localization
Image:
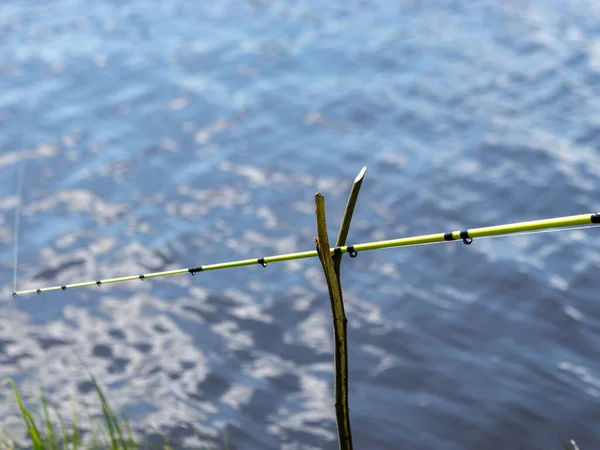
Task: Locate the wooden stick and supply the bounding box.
[315,192,353,450]
[334,166,367,277]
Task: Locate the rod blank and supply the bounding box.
[12,212,600,297]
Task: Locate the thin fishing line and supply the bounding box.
[11,211,599,296]
[477,224,600,240]
[12,153,27,294]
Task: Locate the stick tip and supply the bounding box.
[354,166,367,183]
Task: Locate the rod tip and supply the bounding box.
[12,292,17,298]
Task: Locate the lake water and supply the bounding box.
[1,0,600,448]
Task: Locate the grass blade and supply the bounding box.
[41,387,57,450]
[52,406,68,450]
[90,377,131,449]
[70,398,81,450]
[10,379,43,449]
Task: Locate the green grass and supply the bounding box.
[2,377,142,450]
[2,378,231,450]
[562,438,580,450]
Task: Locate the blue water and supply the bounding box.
[1,0,600,448]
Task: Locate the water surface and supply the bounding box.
[1,0,600,448]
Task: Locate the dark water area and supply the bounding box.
[1,0,600,448]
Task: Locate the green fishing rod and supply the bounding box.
[11,211,600,297]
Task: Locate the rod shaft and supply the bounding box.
[12,212,600,296]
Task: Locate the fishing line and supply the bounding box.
[12,150,27,294]
[477,223,600,240]
[11,211,600,297]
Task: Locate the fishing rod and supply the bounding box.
[11,211,600,297]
